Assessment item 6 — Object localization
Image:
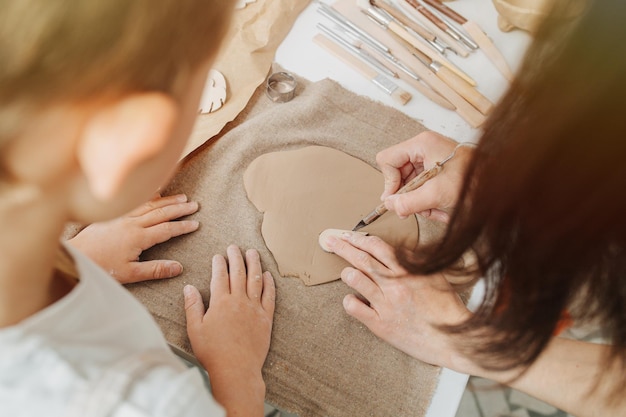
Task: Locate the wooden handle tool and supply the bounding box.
[400,0,469,57]
[352,142,472,231]
[422,0,467,24]
[352,163,443,231]
[357,42,456,110]
[418,0,514,81]
[462,20,514,82]
[430,62,494,115]
[313,34,412,105]
[370,0,435,42]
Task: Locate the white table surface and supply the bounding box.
[274,1,531,416]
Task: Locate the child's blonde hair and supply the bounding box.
[0,0,233,141]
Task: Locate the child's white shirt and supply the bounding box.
[0,243,225,417]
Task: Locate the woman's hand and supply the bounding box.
[377,131,473,222]
[184,245,275,416]
[67,193,199,283]
[323,231,471,369]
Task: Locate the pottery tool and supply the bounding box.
[369,0,447,55]
[420,0,478,50]
[317,23,398,78]
[361,5,476,86]
[372,0,435,42]
[415,0,478,51]
[352,143,467,231]
[354,39,456,110]
[409,50,494,115]
[323,22,454,110]
[333,0,486,127]
[419,0,515,81]
[313,33,412,105]
[396,0,469,57]
[317,2,389,54]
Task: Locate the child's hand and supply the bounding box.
[68,194,199,283]
[184,245,275,417]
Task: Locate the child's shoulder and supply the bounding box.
[0,244,225,417]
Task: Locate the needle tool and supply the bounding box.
[352,142,472,231]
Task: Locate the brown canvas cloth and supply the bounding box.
[128,70,445,417]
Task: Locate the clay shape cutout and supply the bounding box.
[319,229,367,253]
[198,69,227,114]
[235,0,256,9]
[244,146,419,286]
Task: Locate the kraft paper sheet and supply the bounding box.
[182,0,310,157]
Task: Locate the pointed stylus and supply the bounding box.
[352,147,460,232]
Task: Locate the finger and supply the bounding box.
[418,209,450,223]
[183,284,206,330]
[379,163,404,201]
[245,249,264,301]
[129,193,189,217]
[260,271,276,314]
[211,254,230,295]
[339,232,401,272]
[137,201,199,227]
[324,235,388,282]
[139,219,200,250]
[343,293,378,325]
[384,181,441,219]
[226,245,246,295]
[341,267,383,305]
[115,260,183,283]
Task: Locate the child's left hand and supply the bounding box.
[68,193,200,283]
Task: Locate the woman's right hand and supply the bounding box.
[377,131,473,223]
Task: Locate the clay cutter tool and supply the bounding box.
[352,143,466,231]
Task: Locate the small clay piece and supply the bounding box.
[244,146,419,286]
[318,229,368,253]
[198,69,227,114]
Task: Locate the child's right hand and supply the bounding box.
[184,245,275,417]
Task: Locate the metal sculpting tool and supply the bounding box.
[418,0,515,81]
[313,33,412,105]
[317,23,398,78]
[352,143,468,231]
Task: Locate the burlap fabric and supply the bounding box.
[128,69,445,417]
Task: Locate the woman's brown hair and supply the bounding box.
[402,0,626,375]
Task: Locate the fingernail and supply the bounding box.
[169,262,183,276]
[188,220,200,229]
[325,235,338,249]
[176,194,188,202]
[341,232,352,240]
[183,284,193,298]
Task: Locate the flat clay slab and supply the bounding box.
[244,146,419,286]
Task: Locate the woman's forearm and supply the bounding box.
[453,337,625,417]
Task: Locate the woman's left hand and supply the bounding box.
[68,193,200,283]
[323,231,471,369]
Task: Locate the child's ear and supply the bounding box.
[77,93,178,200]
